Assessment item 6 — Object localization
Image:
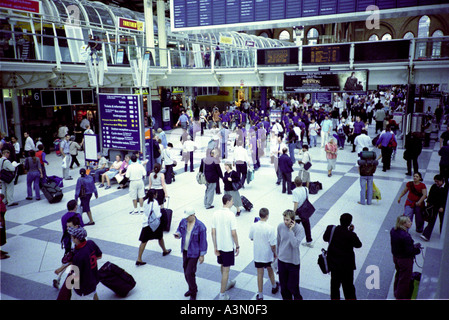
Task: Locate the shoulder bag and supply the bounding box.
[296,187,315,220]
[147,202,161,232]
[196,160,207,185]
[0,159,15,184]
[318,225,336,274]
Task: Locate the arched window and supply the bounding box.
[418,15,430,38]
[432,30,444,58]
[307,28,319,45]
[369,34,379,41]
[403,32,414,39]
[417,15,431,58]
[279,30,291,41]
[381,33,392,40]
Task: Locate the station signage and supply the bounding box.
[0,0,41,14]
[118,17,144,32]
[171,0,440,31]
[98,94,142,151]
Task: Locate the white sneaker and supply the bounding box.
[218,293,230,300]
[302,241,314,248]
[225,279,236,291]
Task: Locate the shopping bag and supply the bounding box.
[373,182,381,201]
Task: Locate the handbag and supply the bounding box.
[318,225,336,274]
[246,168,254,184]
[196,161,207,185]
[61,155,68,169]
[79,180,86,198]
[232,181,242,191]
[422,204,435,222]
[0,160,15,184]
[296,187,315,220]
[303,161,312,171]
[147,202,161,232]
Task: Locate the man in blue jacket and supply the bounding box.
[174,207,208,300]
[278,147,294,194]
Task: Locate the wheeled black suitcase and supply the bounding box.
[41,181,63,203]
[241,195,253,211]
[98,261,136,297]
[161,208,173,232]
[161,197,173,232]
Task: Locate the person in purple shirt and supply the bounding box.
[352,116,366,152]
[376,124,396,172]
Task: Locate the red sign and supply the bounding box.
[0,0,40,14]
[118,17,144,32]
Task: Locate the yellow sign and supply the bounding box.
[219,35,233,45]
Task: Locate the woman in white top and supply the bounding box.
[233,141,252,188]
[147,163,168,207]
[100,154,122,189]
[136,189,171,265]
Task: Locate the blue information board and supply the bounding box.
[171,0,443,30]
[98,94,142,151]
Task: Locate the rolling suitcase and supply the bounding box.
[241,195,253,211]
[41,181,63,204]
[98,261,136,297]
[161,196,173,232]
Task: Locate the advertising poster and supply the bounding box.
[284,70,369,93]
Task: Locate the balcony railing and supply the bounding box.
[1,30,448,71]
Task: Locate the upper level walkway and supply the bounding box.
[1,32,449,89]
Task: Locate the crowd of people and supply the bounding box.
[1,89,448,301]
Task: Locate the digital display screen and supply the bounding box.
[303,44,350,64]
[284,70,369,93]
[171,0,436,31]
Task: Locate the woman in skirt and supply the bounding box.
[136,189,171,266]
[223,161,242,216]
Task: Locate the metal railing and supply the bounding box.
[1,30,448,71]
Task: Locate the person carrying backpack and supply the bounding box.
[357,147,378,205]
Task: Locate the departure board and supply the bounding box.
[302,44,351,64]
[170,0,441,31]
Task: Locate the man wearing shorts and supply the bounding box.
[125,154,147,214]
[249,208,279,300]
[211,194,240,300]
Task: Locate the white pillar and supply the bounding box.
[157,0,167,67]
[144,0,155,64]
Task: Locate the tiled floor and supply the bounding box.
[0,121,445,300]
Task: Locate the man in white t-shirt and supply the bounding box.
[211,194,240,300]
[354,129,372,154]
[249,208,279,300]
[126,154,147,214]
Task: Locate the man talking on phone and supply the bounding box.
[323,213,362,300]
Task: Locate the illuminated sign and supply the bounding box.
[284,70,369,93]
[0,0,41,14]
[118,17,144,32]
